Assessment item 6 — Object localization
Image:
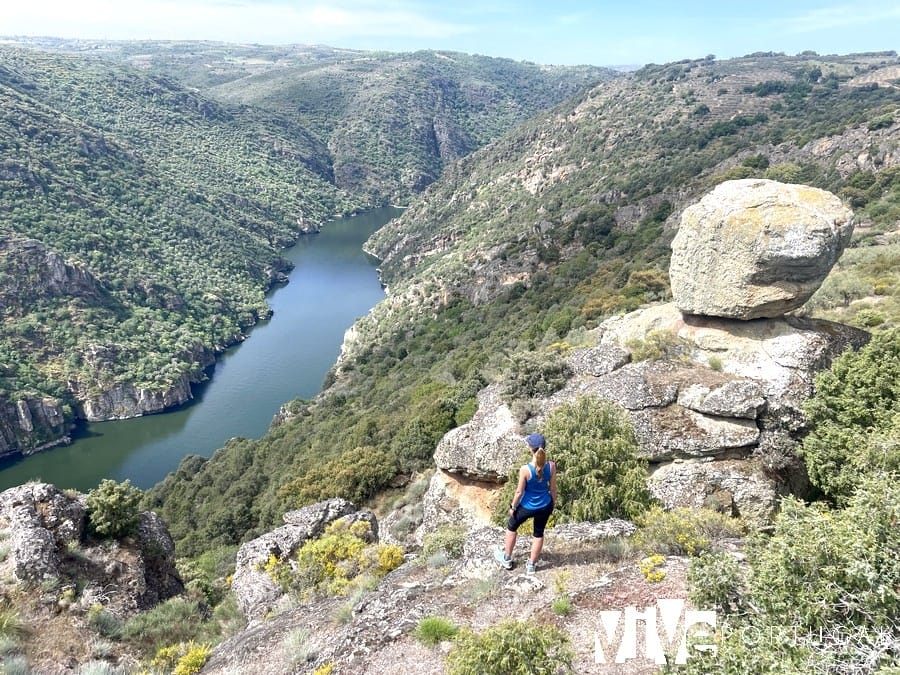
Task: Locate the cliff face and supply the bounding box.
[0,396,69,458]
[0,234,216,451]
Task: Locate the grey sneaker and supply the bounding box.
[525,560,536,575]
[494,548,513,570]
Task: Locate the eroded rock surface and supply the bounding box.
[670,179,853,319]
[0,482,182,616]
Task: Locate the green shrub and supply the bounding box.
[87,605,121,639]
[687,550,744,614]
[633,506,743,556]
[501,350,571,402]
[279,445,399,507]
[551,596,574,616]
[283,629,315,667]
[446,619,574,675]
[120,598,207,654]
[422,525,467,559]
[414,616,459,646]
[801,329,900,504]
[675,475,900,674]
[85,479,143,539]
[542,396,655,522]
[625,329,688,361]
[749,477,899,631]
[0,607,25,640]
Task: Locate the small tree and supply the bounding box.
[544,395,655,521]
[86,479,143,539]
[801,329,900,504]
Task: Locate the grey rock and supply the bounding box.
[505,575,545,593]
[0,483,182,616]
[281,498,357,532]
[648,459,779,524]
[135,511,184,607]
[0,483,86,581]
[0,396,70,458]
[433,384,525,481]
[551,520,637,542]
[630,407,760,461]
[677,380,766,419]
[566,344,630,376]
[75,370,195,421]
[670,179,854,319]
[587,361,680,410]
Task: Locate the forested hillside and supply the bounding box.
[204,50,613,202]
[0,42,597,454]
[0,46,361,447]
[147,51,900,555]
[9,37,614,204]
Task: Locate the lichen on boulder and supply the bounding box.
[669,179,854,320]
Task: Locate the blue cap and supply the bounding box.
[526,433,546,450]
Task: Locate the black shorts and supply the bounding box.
[507,500,554,538]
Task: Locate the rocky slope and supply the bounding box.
[195,177,872,673]
[207,502,651,675]
[0,483,183,674]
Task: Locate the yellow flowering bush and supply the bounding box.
[260,517,405,599]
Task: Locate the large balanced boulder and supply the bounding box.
[670,179,854,319]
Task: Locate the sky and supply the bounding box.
[1,0,899,67]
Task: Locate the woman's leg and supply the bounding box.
[530,535,544,563]
[530,502,554,562]
[504,529,518,558]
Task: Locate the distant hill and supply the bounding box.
[6,38,615,204]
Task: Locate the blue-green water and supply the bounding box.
[0,208,399,491]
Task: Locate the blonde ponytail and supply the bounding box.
[534,448,547,481]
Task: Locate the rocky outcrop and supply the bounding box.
[428,301,867,524]
[0,482,182,616]
[203,519,638,675]
[76,374,196,421]
[648,458,778,524]
[670,179,854,319]
[577,303,866,519]
[0,396,70,458]
[416,469,498,543]
[0,235,105,310]
[231,498,361,620]
[432,384,524,481]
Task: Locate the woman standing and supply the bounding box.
[495,432,557,574]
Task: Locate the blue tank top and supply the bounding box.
[520,462,553,510]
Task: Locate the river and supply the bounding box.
[0,207,399,492]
